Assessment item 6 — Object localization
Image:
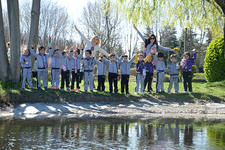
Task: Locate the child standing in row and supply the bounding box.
[70,48,83,92]
[181,49,196,93]
[119,52,136,94]
[93,55,108,92]
[50,49,60,89]
[30,44,53,90]
[135,50,152,95]
[20,49,33,90]
[144,55,155,93]
[81,50,95,92]
[102,52,120,93]
[167,54,180,93]
[154,52,166,93]
[57,48,71,91]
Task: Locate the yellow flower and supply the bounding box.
[174,48,179,51]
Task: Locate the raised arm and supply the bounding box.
[56,50,63,59]
[128,54,135,64]
[97,46,109,56]
[144,53,151,63]
[78,49,84,59]
[30,47,38,58]
[75,25,89,43]
[157,45,173,51]
[47,48,53,58]
[133,24,146,42]
[191,49,196,61]
[93,58,99,65]
[101,56,110,64]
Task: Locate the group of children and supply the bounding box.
[20,44,196,94]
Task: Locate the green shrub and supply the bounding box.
[204,35,225,82]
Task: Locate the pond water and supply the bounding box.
[0,117,225,150]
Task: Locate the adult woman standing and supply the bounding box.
[133,24,176,57]
[74,25,109,57]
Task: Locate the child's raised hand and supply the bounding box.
[133,24,138,31]
[171,49,176,52]
[49,44,52,48]
[135,49,139,53]
[122,53,125,56]
[192,49,196,52]
[31,44,35,49]
[70,46,74,51]
[55,46,59,50]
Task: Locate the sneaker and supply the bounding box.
[61,88,65,91]
[52,86,55,89]
[44,87,47,91]
[167,90,170,93]
[90,90,94,92]
[66,87,70,91]
[71,89,74,92]
[184,90,187,93]
[21,88,25,90]
[150,88,153,92]
[121,92,124,94]
[135,92,138,95]
[188,91,193,94]
[161,91,165,93]
[56,87,59,90]
[175,91,178,94]
[37,87,42,90]
[126,92,130,95]
[85,90,87,92]
[147,91,151,94]
[141,92,145,94]
[114,88,118,93]
[76,88,80,92]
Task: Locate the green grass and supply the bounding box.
[0,76,224,104]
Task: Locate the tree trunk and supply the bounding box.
[9,0,20,83]
[28,0,41,69]
[184,28,187,53]
[6,0,11,38]
[0,0,11,80]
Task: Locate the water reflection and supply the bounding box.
[0,118,225,149]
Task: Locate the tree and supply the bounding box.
[8,0,20,83]
[0,0,11,80]
[28,0,41,68]
[114,0,225,57]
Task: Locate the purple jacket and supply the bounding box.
[145,62,155,73]
[181,52,196,72]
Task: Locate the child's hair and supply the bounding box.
[53,49,58,53]
[138,53,144,57]
[62,50,68,56]
[103,55,106,58]
[23,49,30,55]
[98,58,102,61]
[38,46,45,51]
[35,58,37,60]
[86,50,92,55]
[123,55,128,58]
[183,52,190,58]
[109,53,115,57]
[157,52,164,58]
[170,54,176,59]
[75,49,80,55]
[149,55,153,62]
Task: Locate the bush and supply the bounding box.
[204,35,225,82]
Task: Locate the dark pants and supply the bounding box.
[79,72,84,83]
[71,70,80,89]
[97,75,105,91]
[32,71,37,88]
[121,75,130,93]
[144,72,153,92]
[108,73,118,93]
[183,71,192,92]
[61,70,70,89]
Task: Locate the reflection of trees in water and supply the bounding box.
[207,123,225,148]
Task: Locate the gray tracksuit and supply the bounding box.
[51,54,61,88]
[57,51,71,71]
[30,48,53,88]
[153,55,166,92]
[70,50,83,71]
[119,55,135,75]
[93,58,107,76]
[81,57,95,91]
[20,54,33,89]
[167,62,180,92]
[101,55,120,73]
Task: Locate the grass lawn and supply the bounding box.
[0,74,225,104]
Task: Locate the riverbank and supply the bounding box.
[0,80,225,119]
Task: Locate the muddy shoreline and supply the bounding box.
[1,97,225,120]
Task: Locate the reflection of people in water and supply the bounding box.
[184,124,193,147]
[174,124,180,145]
